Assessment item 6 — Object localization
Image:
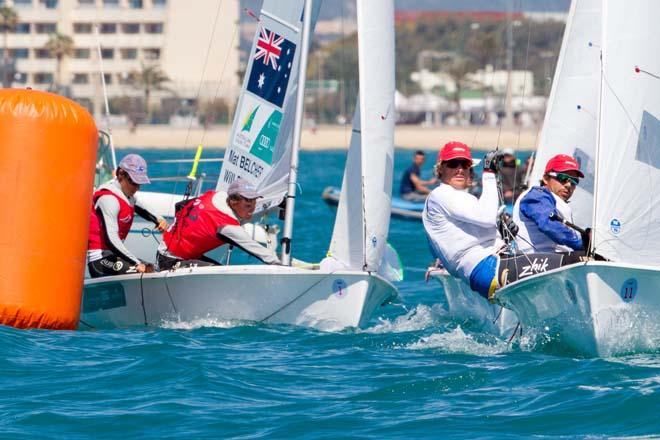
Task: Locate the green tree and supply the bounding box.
[44,32,74,89]
[0,6,18,60]
[446,55,477,119]
[0,6,18,87]
[130,62,170,123]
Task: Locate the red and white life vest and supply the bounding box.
[163,190,240,260]
[88,188,135,250]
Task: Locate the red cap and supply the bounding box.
[544,154,584,178]
[437,141,472,163]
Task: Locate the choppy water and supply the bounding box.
[2,148,660,438]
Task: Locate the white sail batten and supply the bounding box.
[592,0,660,264]
[216,1,321,216]
[325,0,395,272]
[529,0,601,227]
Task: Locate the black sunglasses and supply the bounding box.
[444,159,472,169]
[548,172,579,186]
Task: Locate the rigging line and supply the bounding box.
[495,0,521,150]
[512,14,533,196]
[259,272,335,323]
[79,319,96,330]
[470,18,507,149]
[139,272,148,326]
[199,16,241,150]
[173,0,225,196]
[163,275,178,314]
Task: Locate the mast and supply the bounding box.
[590,1,606,257]
[94,24,118,169]
[280,0,313,265]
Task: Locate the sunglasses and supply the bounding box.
[548,172,579,186]
[444,159,472,169]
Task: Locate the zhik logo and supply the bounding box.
[519,258,550,277]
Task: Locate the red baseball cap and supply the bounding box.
[437,141,473,163]
[544,154,584,178]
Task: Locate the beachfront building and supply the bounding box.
[0,0,240,119]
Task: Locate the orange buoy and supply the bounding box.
[0,89,97,330]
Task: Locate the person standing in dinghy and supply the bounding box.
[512,154,590,253]
[422,142,514,300]
[156,179,281,270]
[87,154,168,278]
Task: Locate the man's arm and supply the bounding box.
[134,194,168,231]
[519,191,583,250]
[409,173,434,194]
[217,225,281,264]
[96,196,142,264]
[432,173,499,228]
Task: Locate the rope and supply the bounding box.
[139,272,148,326]
[259,271,335,323]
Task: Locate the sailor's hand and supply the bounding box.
[156,219,169,232]
[483,150,503,174]
[498,212,519,238]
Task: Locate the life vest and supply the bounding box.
[88,188,135,250]
[163,190,240,260]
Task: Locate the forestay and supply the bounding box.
[326,0,395,272]
[217,1,321,216]
[592,0,660,264]
[529,0,601,227]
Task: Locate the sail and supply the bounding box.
[529,0,601,227]
[326,0,395,272]
[592,0,660,264]
[216,1,321,215]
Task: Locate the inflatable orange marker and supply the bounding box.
[0,89,98,330]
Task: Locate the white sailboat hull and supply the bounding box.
[81,265,397,331]
[495,261,660,357]
[429,269,518,338]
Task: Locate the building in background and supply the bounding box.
[1,0,240,120]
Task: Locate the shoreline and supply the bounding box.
[110,124,539,152]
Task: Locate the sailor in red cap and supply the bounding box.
[512,154,589,253]
[423,142,511,299]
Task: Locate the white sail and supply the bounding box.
[326,0,395,272]
[217,1,321,215]
[529,0,601,227]
[592,0,660,264]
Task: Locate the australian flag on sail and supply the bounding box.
[246,26,296,109]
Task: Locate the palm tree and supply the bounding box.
[130,62,170,123]
[44,32,74,89]
[0,6,18,87]
[0,6,18,60]
[446,55,477,122]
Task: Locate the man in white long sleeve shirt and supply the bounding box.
[423,142,504,299]
[87,154,168,278]
[157,179,280,270]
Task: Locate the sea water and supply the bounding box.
[1,149,659,438]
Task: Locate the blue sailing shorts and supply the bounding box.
[469,255,499,299]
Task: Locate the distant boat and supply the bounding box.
[495,0,660,357]
[322,186,423,221]
[81,0,399,331]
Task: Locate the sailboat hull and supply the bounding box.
[429,269,518,338]
[81,265,397,331]
[495,262,660,357]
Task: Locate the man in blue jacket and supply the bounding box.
[512,154,588,253]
